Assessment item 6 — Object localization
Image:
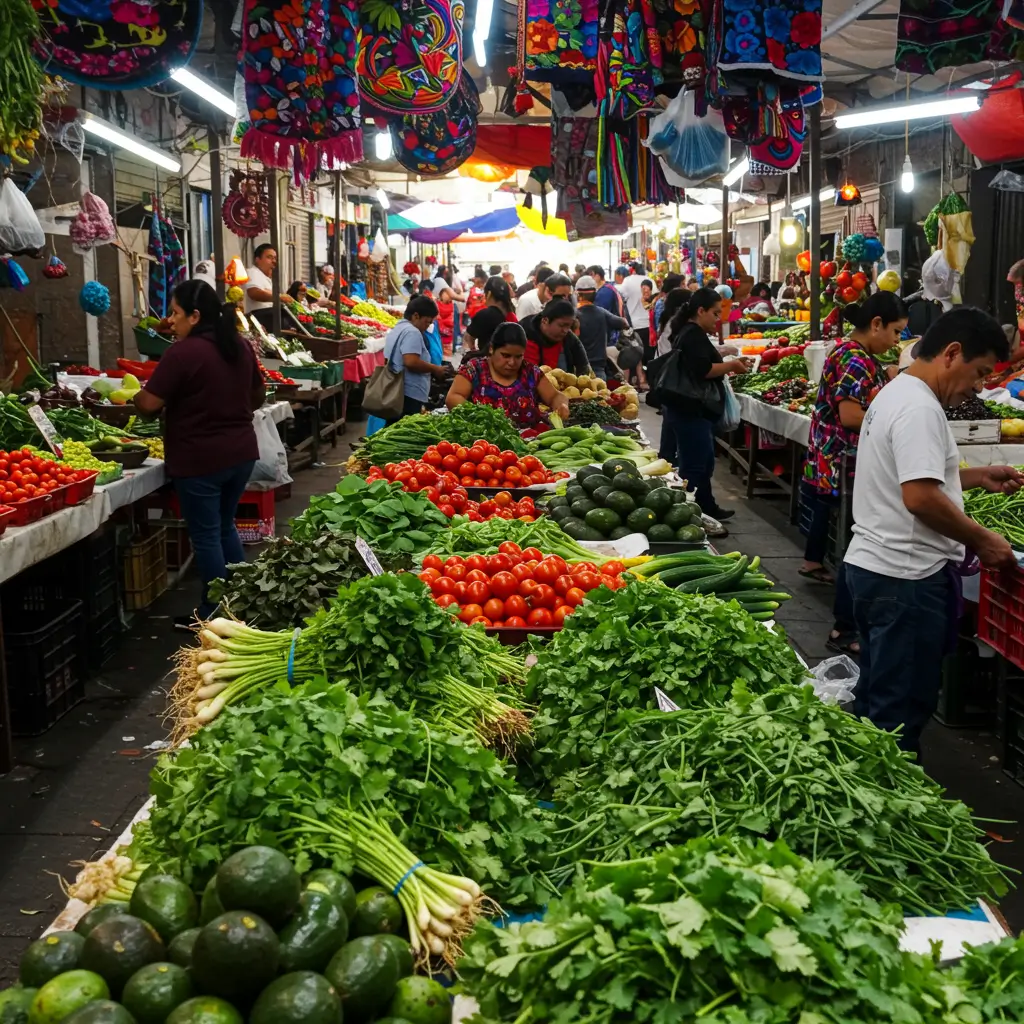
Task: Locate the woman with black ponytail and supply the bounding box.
[136,279,265,625]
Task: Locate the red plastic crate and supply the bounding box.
[978,567,1024,672]
[0,505,14,537]
[48,484,69,513]
[64,470,99,506]
[5,492,53,526]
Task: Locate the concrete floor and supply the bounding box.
[0,402,1021,984]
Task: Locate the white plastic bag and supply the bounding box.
[719,377,741,432]
[645,90,729,182]
[809,654,859,705]
[369,228,389,263]
[249,408,292,485]
[0,179,45,256]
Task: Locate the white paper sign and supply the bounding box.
[655,687,681,712]
[355,537,384,575]
[28,405,63,458]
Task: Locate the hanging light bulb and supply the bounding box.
[781,220,799,247]
[374,131,393,161]
[900,154,915,193]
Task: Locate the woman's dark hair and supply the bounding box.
[473,264,486,281]
[405,294,439,320]
[435,265,451,285]
[915,306,1009,362]
[490,323,527,351]
[668,287,721,335]
[418,280,434,294]
[843,291,909,332]
[751,281,772,299]
[660,273,683,294]
[484,275,512,313]
[641,278,654,290]
[173,280,241,363]
[540,298,576,323]
[659,288,690,333]
[286,280,306,301]
[488,264,502,276]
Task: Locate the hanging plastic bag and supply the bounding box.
[990,169,1024,192]
[249,407,293,485]
[719,377,741,432]
[645,91,729,182]
[70,192,116,254]
[369,228,389,263]
[5,258,29,291]
[0,179,45,256]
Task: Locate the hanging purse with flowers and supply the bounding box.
[43,254,68,279]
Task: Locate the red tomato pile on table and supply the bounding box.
[368,440,563,489]
[0,449,76,503]
[419,542,626,629]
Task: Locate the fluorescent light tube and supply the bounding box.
[473,0,493,66]
[722,157,749,187]
[376,188,390,209]
[791,187,837,211]
[81,115,180,172]
[835,95,979,129]
[171,67,237,116]
[375,131,393,161]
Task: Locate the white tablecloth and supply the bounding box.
[736,394,811,446]
[102,459,167,513]
[262,400,294,426]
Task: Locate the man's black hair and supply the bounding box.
[405,295,439,319]
[545,273,573,292]
[586,265,606,281]
[535,266,555,285]
[915,306,1009,363]
[254,243,276,260]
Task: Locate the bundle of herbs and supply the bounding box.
[462,837,950,1024]
[947,935,1024,1021]
[172,573,530,749]
[143,685,556,963]
[544,686,1010,915]
[289,474,450,551]
[964,484,1024,549]
[525,581,808,779]
[208,531,411,630]
[421,515,611,564]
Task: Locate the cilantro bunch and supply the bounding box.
[525,582,808,779]
[947,936,1024,1021]
[544,687,1009,915]
[462,837,948,1024]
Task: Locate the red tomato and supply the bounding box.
[492,490,512,508]
[465,569,490,585]
[602,560,625,576]
[491,467,505,482]
[521,547,543,562]
[422,486,440,504]
[851,271,868,291]
[529,470,547,484]
[490,571,519,601]
[431,577,455,597]
[446,565,467,583]
[445,555,465,568]
[565,587,586,607]
[467,511,483,522]
[527,608,553,626]
[454,446,470,461]
[500,450,519,467]
[835,270,853,289]
[554,574,575,597]
[450,491,468,511]
[531,583,557,609]
[437,440,454,456]
[452,581,469,602]
[423,447,442,465]
[569,561,598,574]
[439,504,455,518]
[476,463,494,481]
[573,571,602,592]
[511,563,533,583]
[423,554,444,571]
[498,542,523,558]
[418,569,441,584]
[519,578,540,599]
[504,466,523,484]
[416,466,438,486]
[435,594,458,608]
[468,446,487,464]
[503,594,528,618]
[517,496,535,511]
[520,455,541,473]
[483,454,502,469]
[486,553,513,574]
[459,604,483,623]
[394,470,413,485]
[459,461,477,478]
[483,598,505,621]
[465,554,488,572]
[461,476,477,488]
[504,615,527,628]
[441,455,461,472]
[486,443,500,457]
[468,581,491,604]
[534,558,563,585]
[553,605,574,626]
[383,463,399,480]
[478,500,496,517]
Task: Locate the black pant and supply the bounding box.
[663,406,717,511]
[802,484,855,633]
[634,327,653,368]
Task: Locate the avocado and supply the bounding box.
[121,962,193,1024]
[590,485,614,505]
[130,874,198,944]
[642,489,675,517]
[387,975,452,1024]
[559,518,589,540]
[569,498,597,519]
[662,504,695,530]
[79,915,165,997]
[577,526,606,541]
[20,932,84,988]
[670,488,689,504]
[584,508,621,535]
[604,490,637,517]
[545,495,569,510]
[549,505,575,524]
[28,970,109,1024]
[575,465,605,484]
[75,906,126,939]
[563,485,586,505]
[678,525,706,543]
[190,912,279,1003]
[602,458,637,478]
[215,846,300,929]
[608,526,633,540]
[303,870,357,921]
[376,935,414,979]
[279,890,349,973]
[351,887,402,938]
[611,472,647,496]
[249,971,342,1024]
[625,508,658,534]
[165,996,243,1024]
[687,500,703,514]
[167,928,200,970]
[54,1000,135,1024]
[648,524,676,542]
[579,474,607,496]
[199,878,224,927]
[325,936,400,1023]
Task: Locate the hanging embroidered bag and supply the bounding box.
[389,70,480,175]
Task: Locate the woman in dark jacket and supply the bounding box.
[519,299,591,375]
[657,288,750,521]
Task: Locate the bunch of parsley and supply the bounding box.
[143,685,555,907]
[947,936,1024,1021]
[543,686,1009,916]
[525,582,808,779]
[461,836,950,1024]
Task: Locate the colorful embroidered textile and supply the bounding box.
[456,359,545,427]
[895,0,1024,73]
[711,0,823,82]
[520,0,601,84]
[147,199,185,319]
[653,0,704,86]
[600,0,664,117]
[596,111,686,208]
[240,0,362,185]
[358,0,464,114]
[804,340,887,497]
[32,0,202,89]
[390,71,480,176]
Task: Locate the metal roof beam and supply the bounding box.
[822,0,888,40]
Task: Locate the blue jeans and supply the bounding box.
[663,407,717,510]
[846,563,951,757]
[174,460,255,619]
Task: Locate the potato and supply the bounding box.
[623,403,639,418]
[576,375,592,389]
[540,365,553,374]
[562,374,578,388]
[581,388,596,399]
[563,386,581,399]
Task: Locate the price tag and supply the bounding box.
[654,687,680,712]
[27,405,63,458]
[355,537,384,576]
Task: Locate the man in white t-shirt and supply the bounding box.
[515,266,556,320]
[844,307,1019,756]
[245,244,277,317]
[616,262,650,351]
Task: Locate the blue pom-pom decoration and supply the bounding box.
[840,233,866,263]
[79,280,110,316]
[862,237,885,263]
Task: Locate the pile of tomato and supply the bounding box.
[0,449,76,503]
[418,542,627,629]
[367,440,564,489]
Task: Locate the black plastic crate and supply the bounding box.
[2,597,85,735]
[935,639,997,728]
[88,610,122,669]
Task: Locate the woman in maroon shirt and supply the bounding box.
[135,280,264,624]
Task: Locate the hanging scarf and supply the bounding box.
[711,0,823,81]
[896,0,1024,73]
[240,0,362,184]
[596,111,685,209]
[148,200,167,319]
[599,0,664,118]
[652,0,704,87]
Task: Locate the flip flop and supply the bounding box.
[798,566,835,584]
[826,632,860,657]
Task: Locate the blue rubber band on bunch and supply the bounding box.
[287,627,302,684]
[393,861,425,897]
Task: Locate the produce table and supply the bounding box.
[288,382,349,470]
[342,349,385,383]
[263,399,295,426]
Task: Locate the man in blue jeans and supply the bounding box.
[844,308,1019,757]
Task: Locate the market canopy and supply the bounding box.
[388,203,521,243]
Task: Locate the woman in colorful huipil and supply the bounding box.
[801,292,909,655]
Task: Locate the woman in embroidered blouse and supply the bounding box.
[801,292,908,656]
[446,322,570,427]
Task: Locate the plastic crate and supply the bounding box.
[123,526,168,610]
[0,505,14,537]
[64,470,99,506]
[287,365,325,384]
[935,638,997,728]
[88,603,122,668]
[978,567,1024,672]
[235,489,275,545]
[5,492,52,526]
[160,518,193,572]
[1,595,85,736]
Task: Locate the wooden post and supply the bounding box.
[334,171,342,338]
[267,170,283,334]
[809,104,822,338]
[209,125,226,301]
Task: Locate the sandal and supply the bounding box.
[798,566,835,584]
[826,631,860,656]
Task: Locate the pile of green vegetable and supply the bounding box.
[350,403,526,467]
[547,461,705,543]
[4,842,454,1023]
[526,424,670,473]
[525,580,808,779]
[290,474,450,552]
[208,532,412,630]
[949,934,1024,1020]
[964,480,1024,549]
[985,400,1024,420]
[544,686,1010,913]
[462,837,949,1024]
[732,354,810,396]
[566,398,621,426]
[421,514,612,564]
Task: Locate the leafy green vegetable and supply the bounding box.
[525,580,808,778]
[421,515,610,564]
[289,474,450,552]
[949,935,1024,1021]
[985,400,1024,420]
[462,837,948,1024]
[544,686,1010,914]
[208,532,411,630]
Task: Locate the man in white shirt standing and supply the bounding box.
[844,307,1020,757]
[616,262,650,350]
[515,266,556,320]
[245,244,277,323]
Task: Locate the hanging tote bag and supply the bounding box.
[364,329,409,419]
[646,348,723,418]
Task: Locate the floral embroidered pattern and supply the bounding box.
[31,0,201,88]
[895,0,1024,73]
[456,360,545,427]
[390,71,479,176]
[653,0,704,85]
[716,0,823,81]
[522,0,600,82]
